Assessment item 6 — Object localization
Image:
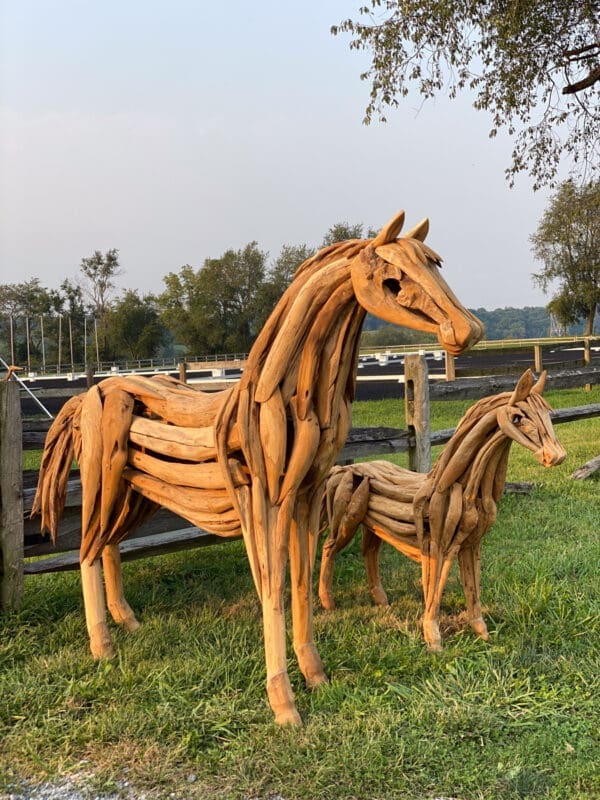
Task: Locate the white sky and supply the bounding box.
[0,0,558,310]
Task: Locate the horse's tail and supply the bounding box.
[31,394,84,542]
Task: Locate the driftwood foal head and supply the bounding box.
[351,211,484,355]
[495,370,566,468]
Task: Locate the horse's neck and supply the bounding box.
[431,401,511,495]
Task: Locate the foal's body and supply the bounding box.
[319,371,566,651]
[34,210,483,724]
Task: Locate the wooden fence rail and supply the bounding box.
[2,357,600,611]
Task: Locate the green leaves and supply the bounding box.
[332,1,599,188]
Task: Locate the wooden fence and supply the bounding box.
[2,356,600,612]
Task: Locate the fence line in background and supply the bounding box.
[2,357,600,611]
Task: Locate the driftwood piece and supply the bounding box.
[571,454,600,480]
[320,370,567,652]
[32,208,484,725]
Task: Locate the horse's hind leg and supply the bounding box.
[362,526,389,606]
[290,500,327,690]
[458,542,489,641]
[102,543,140,632]
[80,558,115,658]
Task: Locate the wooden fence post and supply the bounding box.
[534,344,543,373]
[583,338,591,366]
[404,354,431,473]
[178,361,187,383]
[445,351,456,382]
[0,380,24,611]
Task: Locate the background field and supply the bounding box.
[2,386,599,800]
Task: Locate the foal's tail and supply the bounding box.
[31,394,84,542]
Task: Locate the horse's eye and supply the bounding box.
[510,412,523,425]
[383,277,402,295]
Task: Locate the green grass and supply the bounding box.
[3,387,600,799]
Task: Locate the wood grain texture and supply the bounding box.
[32,209,484,723]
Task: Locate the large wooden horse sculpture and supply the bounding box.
[33,210,483,724]
[319,370,566,651]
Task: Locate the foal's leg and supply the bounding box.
[421,542,458,652]
[458,542,489,640]
[102,543,140,632]
[80,557,115,658]
[319,511,365,610]
[362,526,388,606]
[289,497,327,689]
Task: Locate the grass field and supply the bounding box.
[2,386,599,799]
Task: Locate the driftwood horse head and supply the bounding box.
[33,209,483,725]
[320,369,566,651]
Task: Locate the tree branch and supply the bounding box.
[562,66,600,94]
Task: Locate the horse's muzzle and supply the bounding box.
[536,444,567,467]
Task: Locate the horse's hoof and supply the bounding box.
[296,643,328,690]
[305,671,329,691]
[122,615,141,633]
[274,707,303,726]
[426,641,443,654]
[471,617,490,640]
[89,622,116,659]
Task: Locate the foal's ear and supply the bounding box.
[371,210,405,246]
[531,370,547,395]
[510,369,534,404]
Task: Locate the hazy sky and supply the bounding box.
[1,0,557,310]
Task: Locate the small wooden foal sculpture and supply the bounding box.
[33,210,483,725]
[319,370,566,651]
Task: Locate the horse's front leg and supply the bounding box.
[458,541,489,641]
[102,543,140,632]
[80,557,115,658]
[289,496,328,689]
[250,490,302,725]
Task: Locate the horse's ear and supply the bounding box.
[509,369,534,404]
[403,218,429,242]
[531,370,547,395]
[371,210,405,246]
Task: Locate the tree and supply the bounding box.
[321,222,366,246]
[332,2,599,189]
[531,180,600,336]
[79,248,122,358]
[0,278,59,364]
[105,290,166,361]
[159,243,269,355]
[255,243,315,329]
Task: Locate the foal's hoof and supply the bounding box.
[422,619,442,652]
[319,592,336,611]
[371,588,389,606]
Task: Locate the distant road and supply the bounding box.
[18,343,599,416]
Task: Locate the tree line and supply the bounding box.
[1,180,598,370]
